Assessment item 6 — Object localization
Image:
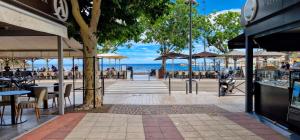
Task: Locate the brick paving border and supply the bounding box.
[17,113,85,140]
[143,115,184,140]
[223,113,286,140]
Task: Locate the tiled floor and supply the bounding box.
[16,112,287,140]
[4,79,289,140]
[65,113,145,140]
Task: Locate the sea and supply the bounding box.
[34,63,220,73]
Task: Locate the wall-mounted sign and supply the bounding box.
[3,0,69,22]
[53,0,69,22]
[243,0,258,22]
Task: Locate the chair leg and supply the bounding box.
[20,108,23,122]
[34,107,39,120]
[15,105,18,121]
[15,107,18,123]
[64,98,67,106]
[52,97,56,108]
[68,97,71,106]
[0,106,4,125]
[0,109,2,124]
[38,108,41,119]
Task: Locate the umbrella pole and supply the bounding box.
[46,58,49,71]
[204,58,207,71]
[119,59,121,71]
[234,58,237,70]
[213,59,216,71]
[172,58,174,78]
[23,60,26,70]
[194,58,196,71]
[31,58,34,72]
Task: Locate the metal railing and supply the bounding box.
[72,56,105,109]
[185,79,198,95]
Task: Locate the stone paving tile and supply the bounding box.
[169,113,288,140]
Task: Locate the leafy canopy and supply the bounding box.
[197,11,242,53]
[143,0,201,55]
[68,0,170,52]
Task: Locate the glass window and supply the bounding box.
[292,82,300,109]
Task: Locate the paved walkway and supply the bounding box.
[103,80,244,112]
[17,111,286,140]
[105,80,169,94]
[13,79,287,140]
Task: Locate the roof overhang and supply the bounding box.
[0,1,67,38]
[0,36,83,58]
[228,32,300,51]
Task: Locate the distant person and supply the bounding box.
[4,65,10,72]
[292,61,298,69]
[15,68,21,77]
[286,62,290,70]
[51,65,58,72]
[74,64,79,71]
[280,62,286,70]
[127,66,133,80]
[3,65,12,77]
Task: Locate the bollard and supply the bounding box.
[186,81,188,94]
[196,81,198,95]
[169,76,171,95]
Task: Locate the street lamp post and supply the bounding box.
[186,0,196,93]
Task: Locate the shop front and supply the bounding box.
[229,0,300,134]
[0,0,71,115]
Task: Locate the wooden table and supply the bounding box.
[0,90,31,125]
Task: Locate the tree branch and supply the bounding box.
[90,0,102,32]
[70,0,89,35]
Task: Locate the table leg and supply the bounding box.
[10,95,16,124]
[43,100,48,109]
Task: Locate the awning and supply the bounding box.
[228,32,300,51]
[0,36,83,58]
[0,51,82,59]
[0,36,81,52]
[0,1,67,37]
[228,34,245,49]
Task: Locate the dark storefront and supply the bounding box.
[229,0,300,135]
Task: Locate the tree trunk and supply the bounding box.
[159,56,167,79]
[81,31,102,108]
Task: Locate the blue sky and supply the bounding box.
[36,0,245,65]
[115,0,246,64]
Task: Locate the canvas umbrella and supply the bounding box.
[192,52,219,71]
[154,52,188,77]
[97,53,128,70]
[223,50,245,69]
[254,50,286,67]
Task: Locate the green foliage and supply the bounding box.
[68,0,170,52]
[143,0,201,55]
[198,11,242,53]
